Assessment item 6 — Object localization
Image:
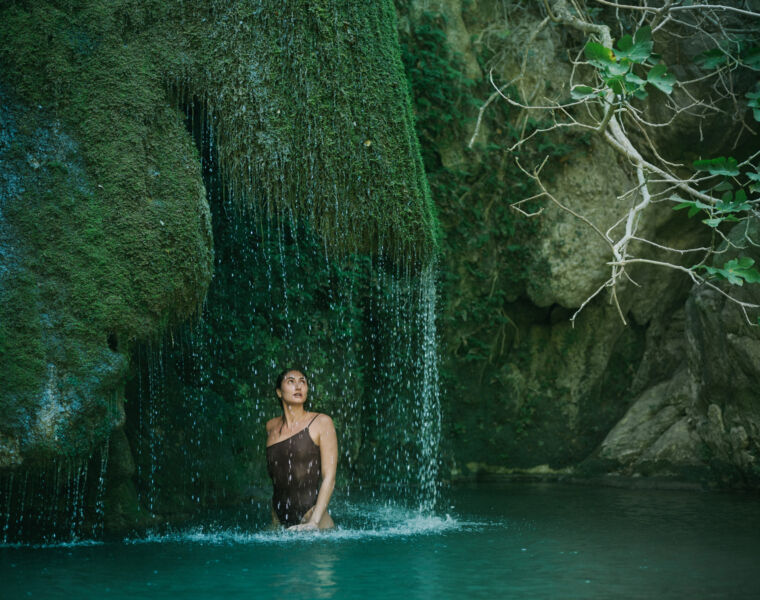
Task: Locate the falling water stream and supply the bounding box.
[0,88,442,544]
[118,97,444,526]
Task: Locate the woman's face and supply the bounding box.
[276,371,308,406]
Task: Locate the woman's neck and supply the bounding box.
[282,405,308,429]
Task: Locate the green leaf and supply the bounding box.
[726,257,760,284]
[571,85,596,99]
[703,218,723,228]
[624,71,646,86]
[672,199,708,217]
[714,193,751,213]
[632,88,648,100]
[607,61,630,76]
[701,258,760,286]
[746,171,760,182]
[647,64,676,94]
[693,156,740,176]
[616,34,634,54]
[633,27,653,55]
[741,46,760,68]
[585,41,616,69]
[735,256,755,269]
[615,26,653,63]
[695,48,726,70]
[747,87,760,122]
[605,75,625,95]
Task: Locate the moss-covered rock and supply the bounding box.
[0,85,211,466]
[1,0,437,471]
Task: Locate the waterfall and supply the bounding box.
[117,98,443,521]
[0,445,109,544]
[0,151,441,545]
[0,0,441,542]
[125,209,442,522]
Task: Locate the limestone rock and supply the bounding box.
[405,1,760,488]
[599,369,698,466]
[640,418,702,466]
[526,139,637,308]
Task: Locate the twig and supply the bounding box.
[469,74,520,149]
[514,157,614,248]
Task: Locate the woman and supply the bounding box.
[266,368,337,530]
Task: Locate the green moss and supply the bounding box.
[0,270,46,403]
[2,0,436,463]
[1,5,213,333]
[397,9,539,366]
[0,5,212,459]
[166,0,438,261]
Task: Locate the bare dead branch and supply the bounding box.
[469,74,520,149]
[669,4,760,19]
[609,257,760,325]
[630,236,713,254]
[514,157,614,248]
[570,279,612,326]
[496,0,760,327]
[592,0,760,19]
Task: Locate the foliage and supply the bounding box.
[503,1,760,324]
[574,26,676,100]
[700,257,760,286]
[397,9,542,370]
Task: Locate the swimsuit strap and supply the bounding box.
[278,413,320,435]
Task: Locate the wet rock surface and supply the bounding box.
[407,1,760,488]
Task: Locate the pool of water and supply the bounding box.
[2,482,760,599]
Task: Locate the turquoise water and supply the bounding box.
[2,483,760,599]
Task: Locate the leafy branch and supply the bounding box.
[490,0,760,324]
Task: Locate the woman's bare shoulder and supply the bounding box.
[310,413,334,432]
[266,417,281,433]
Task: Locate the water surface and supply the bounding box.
[2,483,759,599]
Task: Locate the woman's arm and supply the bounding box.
[289,415,338,531]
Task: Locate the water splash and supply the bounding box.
[125,502,467,546]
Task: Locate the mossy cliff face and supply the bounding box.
[0,85,211,466]
[0,0,437,472]
[400,1,759,487]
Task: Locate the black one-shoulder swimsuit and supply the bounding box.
[266,414,321,526]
